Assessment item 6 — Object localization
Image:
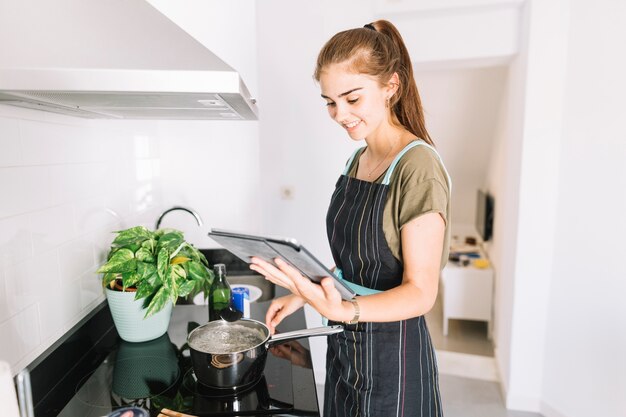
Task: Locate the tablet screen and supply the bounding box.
[208,229,356,300]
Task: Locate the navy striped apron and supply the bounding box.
[324,140,445,417]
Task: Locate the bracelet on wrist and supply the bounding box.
[345,298,360,325]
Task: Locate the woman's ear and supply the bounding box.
[385,72,400,99]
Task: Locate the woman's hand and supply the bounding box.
[269,340,312,369]
[265,294,306,334]
[253,257,352,323]
[250,257,303,296]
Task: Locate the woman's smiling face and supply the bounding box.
[319,63,391,140]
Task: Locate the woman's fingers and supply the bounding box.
[265,301,283,333]
[288,340,307,354]
[258,258,345,323]
[269,344,290,360]
[274,258,319,296]
[268,304,289,333]
[250,258,299,294]
[250,257,340,309]
[265,295,306,334]
[320,277,342,304]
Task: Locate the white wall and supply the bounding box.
[487,1,626,416]
[147,0,260,248]
[0,106,163,374]
[155,120,261,247]
[485,50,525,404]
[503,0,569,410]
[540,1,626,416]
[487,0,568,410]
[417,66,508,225]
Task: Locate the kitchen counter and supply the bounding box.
[26,292,320,417]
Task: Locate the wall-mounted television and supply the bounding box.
[476,189,494,242]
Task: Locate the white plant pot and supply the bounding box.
[105,288,173,343]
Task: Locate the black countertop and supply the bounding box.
[27,288,320,417]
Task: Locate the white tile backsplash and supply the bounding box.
[79,269,105,311]
[37,281,82,344]
[0,214,33,269]
[47,164,103,206]
[0,166,53,217]
[20,121,105,166]
[0,117,21,167]
[0,304,40,366]
[4,251,60,316]
[89,227,120,266]
[0,105,163,375]
[20,120,69,165]
[29,204,76,255]
[104,191,133,221]
[0,269,9,322]
[58,238,95,285]
[74,196,116,235]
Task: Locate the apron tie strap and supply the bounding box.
[334,268,382,295]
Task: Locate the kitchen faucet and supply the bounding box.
[155,206,203,230]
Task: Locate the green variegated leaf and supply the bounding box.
[157,231,184,252]
[157,248,169,281]
[141,238,156,253]
[135,247,155,263]
[178,245,194,259]
[178,280,196,297]
[196,247,209,266]
[183,244,207,266]
[187,261,210,282]
[170,242,186,259]
[137,262,157,282]
[144,285,169,318]
[97,248,135,273]
[102,273,117,288]
[122,271,141,289]
[112,226,153,247]
[165,265,182,302]
[196,250,209,267]
[171,264,186,279]
[135,280,154,301]
[148,270,160,286]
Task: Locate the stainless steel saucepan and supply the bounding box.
[188,318,343,389]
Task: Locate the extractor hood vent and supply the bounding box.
[0,91,255,120]
[0,0,258,120]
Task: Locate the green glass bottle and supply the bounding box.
[208,263,231,321]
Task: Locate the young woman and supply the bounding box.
[250,19,451,417]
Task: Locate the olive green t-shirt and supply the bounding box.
[347,144,451,269]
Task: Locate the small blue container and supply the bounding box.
[231,287,250,318]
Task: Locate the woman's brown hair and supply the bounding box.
[314,20,433,146]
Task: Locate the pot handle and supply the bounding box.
[267,325,344,346]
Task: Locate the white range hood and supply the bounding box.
[0,0,258,120]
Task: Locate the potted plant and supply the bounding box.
[97,226,213,342]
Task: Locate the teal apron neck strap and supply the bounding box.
[343,147,365,176]
[382,140,451,190]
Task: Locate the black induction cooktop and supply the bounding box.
[26,297,320,417]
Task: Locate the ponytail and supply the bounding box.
[314,19,434,146]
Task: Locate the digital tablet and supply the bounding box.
[208,228,356,300]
